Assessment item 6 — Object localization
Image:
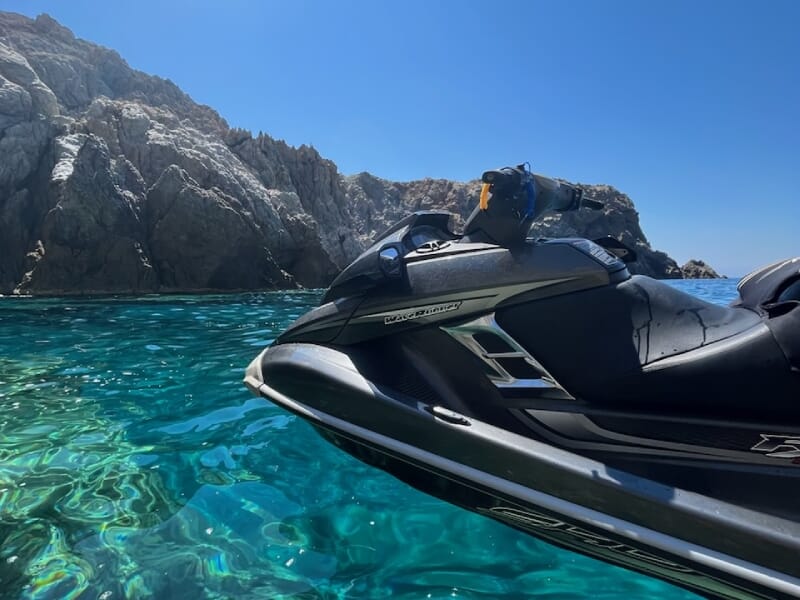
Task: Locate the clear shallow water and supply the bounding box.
[0,280,738,599]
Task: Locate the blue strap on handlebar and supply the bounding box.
[524,164,536,219]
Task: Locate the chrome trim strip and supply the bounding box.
[442,313,571,395]
[519,409,796,466]
[496,379,557,389]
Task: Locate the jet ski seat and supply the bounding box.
[496,276,800,420]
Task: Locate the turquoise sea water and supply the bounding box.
[0,279,739,599]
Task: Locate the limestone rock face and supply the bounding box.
[19,134,156,293]
[0,11,334,293]
[343,173,476,245]
[681,259,722,279]
[145,164,292,291]
[0,10,705,295]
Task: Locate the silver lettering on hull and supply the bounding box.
[751,434,800,459]
[479,505,696,574]
[383,301,462,325]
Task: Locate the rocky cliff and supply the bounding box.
[0,12,708,295]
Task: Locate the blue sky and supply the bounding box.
[4,0,798,276]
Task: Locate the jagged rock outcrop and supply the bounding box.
[0,11,339,294]
[681,259,722,279]
[20,133,157,293]
[0,11,706,294]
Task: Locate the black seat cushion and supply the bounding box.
[497,276,797,418]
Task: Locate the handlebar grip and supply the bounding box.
[582,198,604,210]
[481,170,504,184]
[481,168,522,190]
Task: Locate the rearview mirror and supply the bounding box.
[593,236,637,264]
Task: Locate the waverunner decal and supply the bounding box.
[382,301,462,325]
[750,434,800,460]
[479,505,696,574]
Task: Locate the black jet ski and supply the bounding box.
[244,164,800,600]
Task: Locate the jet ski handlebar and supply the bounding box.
[581,197,605,210]
[325,163,615,299]
[464,163,603,248]
[480,164,603,216]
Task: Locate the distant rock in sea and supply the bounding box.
[681,259,723,279]
[0,11,712,294]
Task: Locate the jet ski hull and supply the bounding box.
[243,171,799,598]
[246,342,800,600]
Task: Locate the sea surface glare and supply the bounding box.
[0,280,738,599]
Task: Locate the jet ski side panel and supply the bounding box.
[322,243,621,346]
[277,296,363,344]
